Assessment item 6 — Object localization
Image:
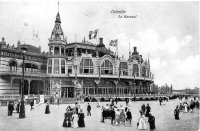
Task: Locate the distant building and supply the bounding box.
[0,11,154,99]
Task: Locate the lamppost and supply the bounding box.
[19,47,27,118]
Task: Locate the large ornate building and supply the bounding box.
[0,11,154,99]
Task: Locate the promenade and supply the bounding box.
[0,98,199,131]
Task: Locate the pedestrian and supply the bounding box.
[75,102,79,114]
[120,109,126,126]
[16,101,20,113]
[133,96,136,102]
[115,97,118,105]
[101,106,105,123]
[45,102,50,114]
[148,113,156,130]
[30,100,34,111]
[141,104,146,115]
[8,101,14,116]
[196,100,199,108]
[174,105,180,120]
[190,100,195,113]
[78,109,85,127]
[110,107,115,125]
[72,111,79,128]
[87,103,91,116]
[183,102,188,113]
[57,98,60,106]
[115,108,121,126]
[159,97,162,106]
[126,108,132,126]
[145,104,151,117]
[137,110,147,130]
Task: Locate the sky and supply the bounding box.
[0,1,199,89]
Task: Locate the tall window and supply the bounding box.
[61,60,65,74]
[48,59,52,73]
[9,61,17,71]
[101,60,113,75]
[133,64,139,77]
[119,62,128,76]
[142,66,146,77]
[54,59,59,74]
[80,58,93,74]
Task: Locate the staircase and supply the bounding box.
[59,98,77,104]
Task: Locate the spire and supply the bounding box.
[49,2,64,42]
[129,42,131,58]
[55,2,61,23]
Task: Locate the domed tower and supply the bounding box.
[47,11,66,75]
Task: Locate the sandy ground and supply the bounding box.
[0,98,199,131]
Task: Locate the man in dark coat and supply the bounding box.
[126,109,132,125]
[148,113,156,130]
[101,106,106,123]
[145,104,151,117]
[87,103,91,116]
[30,100,34,111]
[159,97,162,106]
[110,107,115,124]
[8,102,14,116]
[115,97,118,105]
[78,109,85,127]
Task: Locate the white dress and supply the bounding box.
[138,115,147,130]
[183,103,188,112]
[72,114,79,128]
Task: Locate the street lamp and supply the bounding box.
[19,47,27,118]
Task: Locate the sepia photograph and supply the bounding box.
[0,0,199,131]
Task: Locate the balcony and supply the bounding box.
[0,69,47,78]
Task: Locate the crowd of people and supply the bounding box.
[62,102,85,128]
[99,98,156,130]
[6,95,199,130]
[174,96,199,120]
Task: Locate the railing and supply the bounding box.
[0,70,47,77]
[87,94,170,98]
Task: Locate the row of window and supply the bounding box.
[1,51,43,61]
[47,58,149,77]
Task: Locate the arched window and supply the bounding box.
[133,64,139,77]
[142,66,146,77]
[119,62,128,76]
[80,58,93,74]
[32,64,38,73]
[41,65,47,73]
[9,60,17,71]
[22,63,38,73]
[101,60,113,75]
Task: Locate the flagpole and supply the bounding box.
[97,29,99,45]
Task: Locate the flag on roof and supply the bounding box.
[89,29,98,39]
[109,39,118,47]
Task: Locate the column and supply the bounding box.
[94,79,100,94]
[113,80,118,95]
[28,79,30,95]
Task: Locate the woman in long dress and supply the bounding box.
[45,103,50,114]
[72,111,79,128]
[174,105,180,120]
[137,110,147,130]
[78,109,85,127]
[115,109,121,126]
[183,102,188,113]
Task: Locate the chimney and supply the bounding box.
[134,47,137,53]
[99,37,103,45]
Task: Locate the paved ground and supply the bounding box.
[0,98,199,131]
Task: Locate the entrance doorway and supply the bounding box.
[61,87,74,98]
